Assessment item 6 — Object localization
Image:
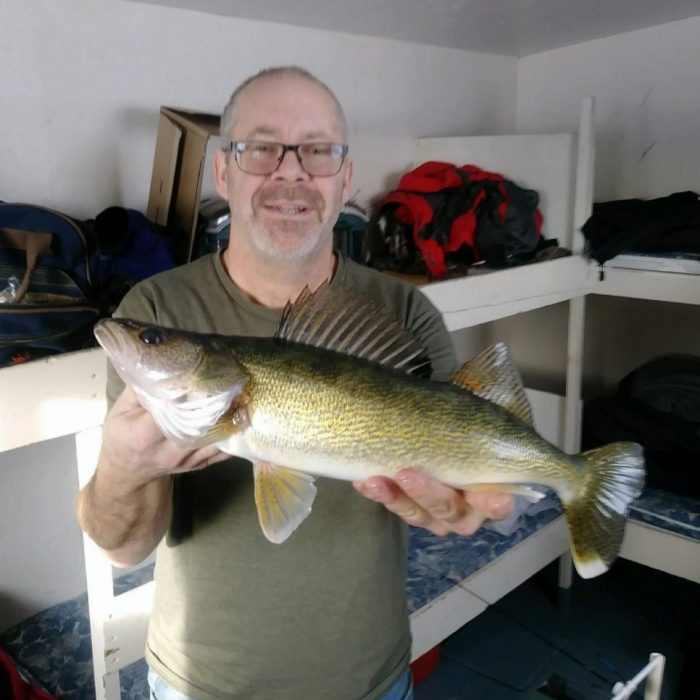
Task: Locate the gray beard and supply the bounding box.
[248,219,328,261]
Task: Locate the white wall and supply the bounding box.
[1,0,515,216]
[496,17,700,395]
[517,17,700,202]
[0,0,516,629]
[0,437,83,631]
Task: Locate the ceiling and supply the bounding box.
[126,0,700,57]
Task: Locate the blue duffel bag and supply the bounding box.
[0,202,101,367]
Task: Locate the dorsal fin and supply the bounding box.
[452,342,533,426]
[276,282,432,377]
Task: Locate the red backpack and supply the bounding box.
[368,161,546,278]
[0,649,58,700]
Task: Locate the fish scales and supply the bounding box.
[213,338,579,490]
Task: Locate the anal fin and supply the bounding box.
[253,461,317,543]
[465,482,546,504]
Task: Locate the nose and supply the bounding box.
[272,148,309,181]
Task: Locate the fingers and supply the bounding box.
[103,387,229,478]
[170,444,231,473]
[111,386,143,413]
[392,470,468,524]
[355,476,451,535]
[354,470,515,538]
[465,490,515,521]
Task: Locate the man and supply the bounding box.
[77,66,513,700]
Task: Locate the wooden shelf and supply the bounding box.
[588,265,700,306]
[420,255,590,330]
[0,347,107,453]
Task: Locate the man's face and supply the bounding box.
[215,74,352,261]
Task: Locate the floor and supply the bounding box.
[413,558,699,700]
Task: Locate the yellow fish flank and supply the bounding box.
[94,284,645,579]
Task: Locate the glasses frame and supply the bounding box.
[224,140,349,177]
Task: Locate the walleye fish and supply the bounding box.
[94,283,645,579]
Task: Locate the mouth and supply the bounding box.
[95,319,183,397]
[94,320,138,385]
[93,319,120,353]
[262,201,316,217]
[255,185,325,220]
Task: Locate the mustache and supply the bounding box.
[255,186,325,211]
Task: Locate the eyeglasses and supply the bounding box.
[224,140,349,177]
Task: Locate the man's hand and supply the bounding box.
[99,386,229,486]
[354,469,514,536]
[76,387,229,566]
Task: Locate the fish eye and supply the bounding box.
[139,328,165,345]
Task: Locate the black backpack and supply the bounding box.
[582,354,700,497]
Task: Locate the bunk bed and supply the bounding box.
[0,478,569,698]
[590,267,700,586]
[1,98,697,699]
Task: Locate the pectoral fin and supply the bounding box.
[134,379,249,448]
[253,461,318,543]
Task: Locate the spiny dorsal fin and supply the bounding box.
[452,342,533,426]
[276,282,431,377]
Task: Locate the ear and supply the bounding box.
[341,159,353,204]
[213,149,230,200]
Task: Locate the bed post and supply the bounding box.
[559,97,595,599]
[76,426,121,700]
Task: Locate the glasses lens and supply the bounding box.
[234,141,347,176]
[236,141,284,175]
[298,143,346,176]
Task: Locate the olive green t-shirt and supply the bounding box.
[110,253,456,700]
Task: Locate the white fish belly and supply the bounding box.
[214,431,541,489]
[215,431,397,482]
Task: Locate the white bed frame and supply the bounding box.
[1,97,697,698]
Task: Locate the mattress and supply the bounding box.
[407,492,563,613]
[0,565,154,699]
[628,487,700,541]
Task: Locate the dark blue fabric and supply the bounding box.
[95,207,177,285]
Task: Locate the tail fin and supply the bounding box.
[563,442,645,579]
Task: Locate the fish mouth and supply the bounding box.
[94,318,135,368]
[94,318,140,377]
[94,319,174,396]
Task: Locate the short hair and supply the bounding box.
[220,66,348,146]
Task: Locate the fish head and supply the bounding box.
[94,318,242,401]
